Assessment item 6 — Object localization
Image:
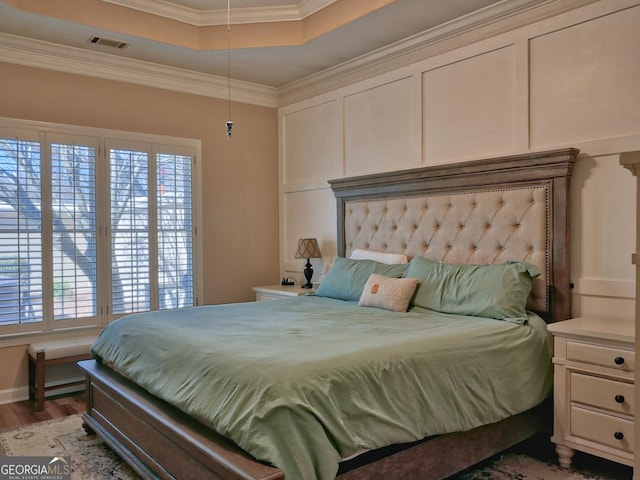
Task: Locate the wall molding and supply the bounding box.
[278,0,601,105]
[574,277,635,299]
[0,33,278,108]
[101,0,337,26]
[0,0,605,109]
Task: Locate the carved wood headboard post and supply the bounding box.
[328,148,579,322]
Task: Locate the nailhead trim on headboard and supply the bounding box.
[329,148,578,322]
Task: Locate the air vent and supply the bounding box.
[88,36,128,49]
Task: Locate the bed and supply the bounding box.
[78,147,578,480]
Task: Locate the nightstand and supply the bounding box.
[252,284,314,301]
[548,317,635,468]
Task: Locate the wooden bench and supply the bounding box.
[28,335,97,411]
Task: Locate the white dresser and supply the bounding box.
[548,316,635,468]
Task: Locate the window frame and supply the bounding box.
[0,117,203,344]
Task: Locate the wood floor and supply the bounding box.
[0,392,86,431]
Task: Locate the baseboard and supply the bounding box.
[0,385,29,405]
[0,377,85,405]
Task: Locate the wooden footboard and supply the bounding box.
[79,359,548,480]
[78,359,284,480]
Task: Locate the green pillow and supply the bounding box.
[316,257,407,302]
[405,257,540,324]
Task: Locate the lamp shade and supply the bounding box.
[295,238,322,259]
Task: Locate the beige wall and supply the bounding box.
[0,345,27,400]
[0,61,279,394]
[279,0,639,321]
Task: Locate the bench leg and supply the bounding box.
[28,354,36,401]
[35,351,45,411]
[28,348,93,411]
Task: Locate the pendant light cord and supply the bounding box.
[225,0,233,138]
[227,0,231,122]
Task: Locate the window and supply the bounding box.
[0,137,43,327]
[156,152,193,309]
[0,121,200,337]
[110,146,151,314]
[108,145,194,314]
[51,140,98,321]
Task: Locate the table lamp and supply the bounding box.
[295,238,322,289]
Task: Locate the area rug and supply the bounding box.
[453,453,629,480]
[0,415,137,479]
[0,416,632,480]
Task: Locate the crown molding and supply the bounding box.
[100,0,338,25]
[278,0,601,106]
[0,33,278,108]
[298,0,339,17]
[0,0,606,109]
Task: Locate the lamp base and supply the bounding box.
[302,259,314,289]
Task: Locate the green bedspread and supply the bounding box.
[91,296,552,480]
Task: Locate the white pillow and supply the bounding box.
[358,273,418,312]
[349,248,408,265]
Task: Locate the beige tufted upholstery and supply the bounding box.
[344,186,549,314]
[28,335,96,361]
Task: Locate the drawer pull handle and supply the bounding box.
[615,395,625,403]
[614,356,625,365]
[614,432,624,440]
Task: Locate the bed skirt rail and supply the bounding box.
[338,407,547,479]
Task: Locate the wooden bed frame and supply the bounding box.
[79,147,578,480]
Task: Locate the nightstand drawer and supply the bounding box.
[570,406,634,453]
[570,372,634,416]
[253,285,312,301]
[255,293,280,301]
[567,341,635,372]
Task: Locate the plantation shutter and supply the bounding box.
[110,147,150,314]
[157,153,194,309]
[0,137,43,326]
[51,141,98,320]
[1,121,198,336]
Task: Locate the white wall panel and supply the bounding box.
[423,46,517,162]
[282,188,336,278]
[572,293,635,321]
[281,100,342,188]
[344,76,420,176]
[572,154,635,281]
[278,0,640,322]
[530,6,640,148]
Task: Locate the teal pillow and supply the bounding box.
[316,257,407,301]
[405,257,540,324]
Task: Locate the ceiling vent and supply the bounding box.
[88,36,129,49]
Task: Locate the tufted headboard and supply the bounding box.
[328,148,578,323]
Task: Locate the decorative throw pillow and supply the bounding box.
[349,248,408,265]
[358,273,418,312]
[315,257,407,302]
[405,257,540,324]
